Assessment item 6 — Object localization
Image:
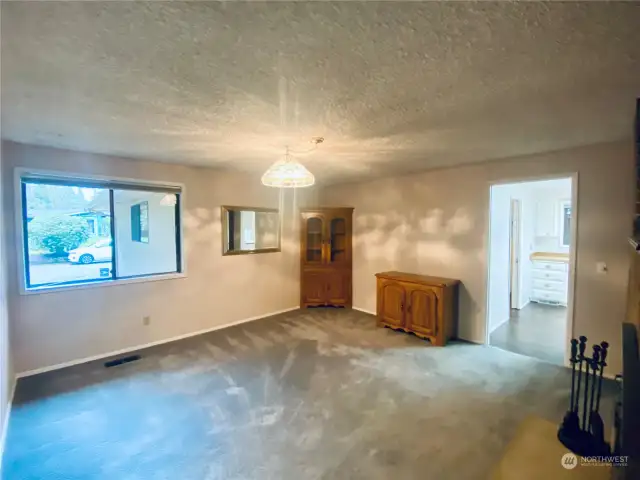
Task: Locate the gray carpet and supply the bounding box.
[2,309,617,479]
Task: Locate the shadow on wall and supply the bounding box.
[179,194,303,313]
[336,176,486,339]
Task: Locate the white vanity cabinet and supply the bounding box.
[530,259,568,306]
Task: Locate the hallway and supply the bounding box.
[490,303,566,365]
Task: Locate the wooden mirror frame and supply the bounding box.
[221,206,281,256]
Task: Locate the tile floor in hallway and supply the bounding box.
[490,302,567,365]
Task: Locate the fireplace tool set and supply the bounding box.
[557,336,611,456]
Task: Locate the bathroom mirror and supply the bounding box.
[222,206,281,255]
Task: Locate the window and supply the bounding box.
[86,218,97,235]
[20,175,182,291]
[560,200,571,247]
[131,201,149,243]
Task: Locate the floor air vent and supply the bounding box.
[104,354,141,368]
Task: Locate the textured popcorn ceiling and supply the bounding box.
[1,2,639,184]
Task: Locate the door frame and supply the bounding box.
[509,198,522,310]
[484,172,578,368]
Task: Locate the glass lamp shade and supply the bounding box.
[261,158,315,188]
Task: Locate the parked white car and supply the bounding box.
[68,239,113,264]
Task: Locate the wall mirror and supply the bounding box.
[222,206,281,255]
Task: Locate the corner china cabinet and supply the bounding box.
[300,207,354,308]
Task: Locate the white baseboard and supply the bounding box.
[0,377,17,474]
[488,315,511,335]
[17,306,300,378]
[352,306,376,316]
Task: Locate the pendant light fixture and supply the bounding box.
[261,140,322,188]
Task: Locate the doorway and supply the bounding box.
[509,198,521,310]
[486,176,576,366]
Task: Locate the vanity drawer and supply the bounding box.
[533,278,566,293]
[532,269,566,282]
[532,261,567,272]
[532,289,566,305]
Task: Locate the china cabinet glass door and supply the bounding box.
[328,216,348,265]
[305,216,324,264]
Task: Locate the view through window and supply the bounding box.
[22,177,181,290]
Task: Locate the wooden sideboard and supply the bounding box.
[375,271,460,346]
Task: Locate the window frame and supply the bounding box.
[15,167,186,295]
[559,199,572,248]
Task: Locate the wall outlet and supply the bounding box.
[143,316,151,326]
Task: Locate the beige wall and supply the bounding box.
[320,141,634,374]
[0,145,14,461]
[2,139,633,376]
[1,141,317,374]
[0,145,14,462]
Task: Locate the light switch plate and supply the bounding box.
[596,262,608,274]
